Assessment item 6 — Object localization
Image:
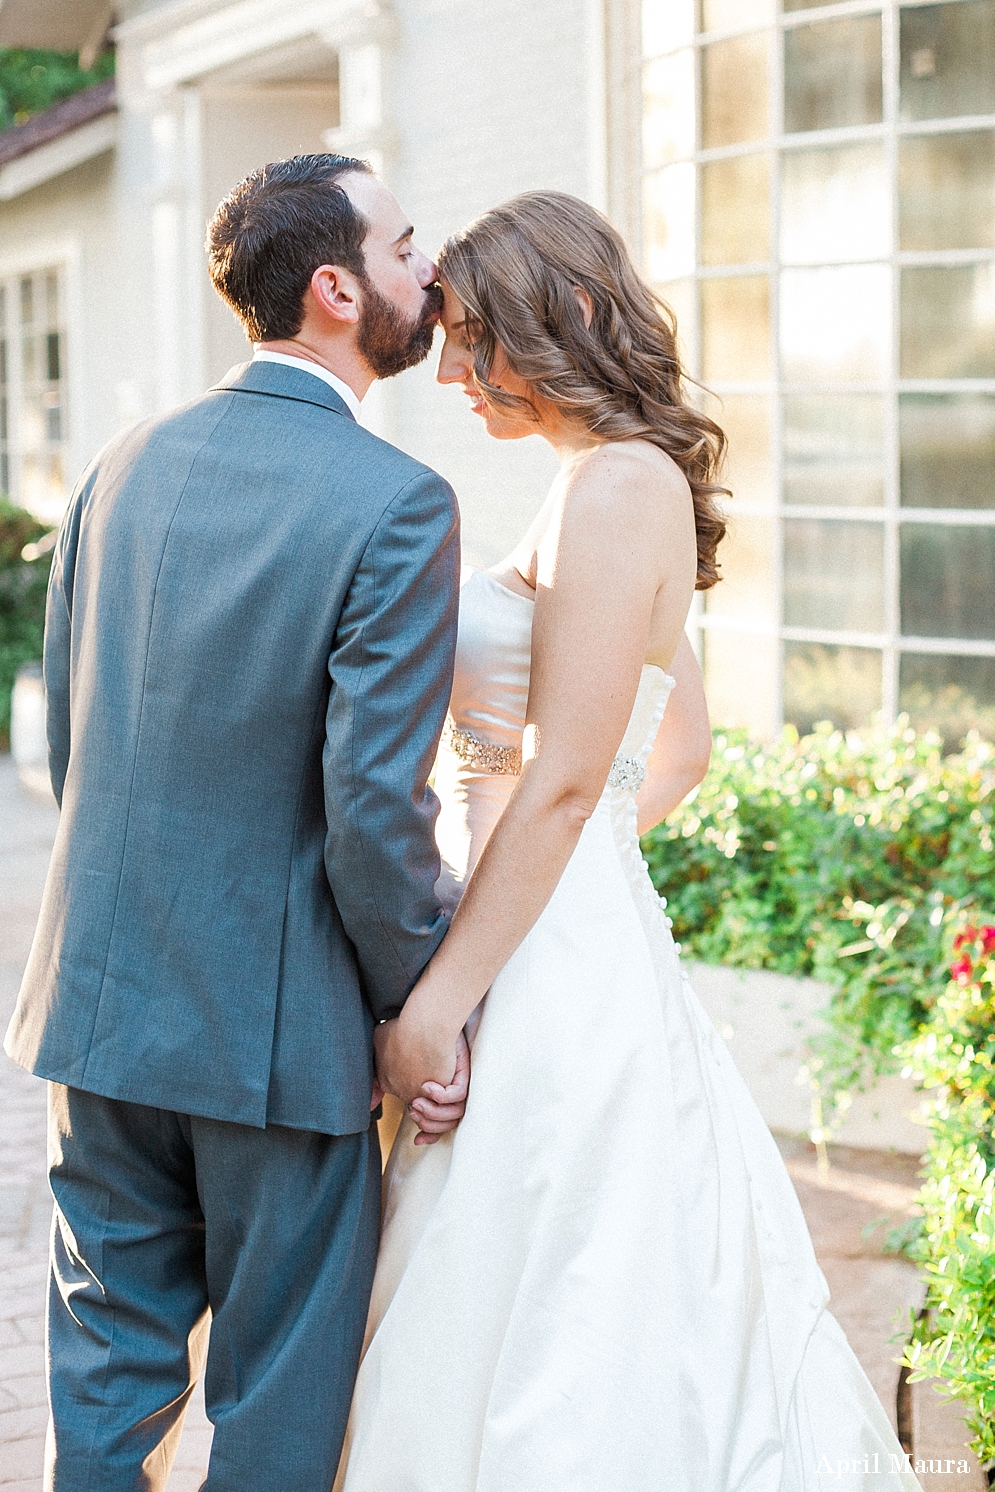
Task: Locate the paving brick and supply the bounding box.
[3,1372,47,1408]
[0,1401,47,1442]
[0,1432,43,1478]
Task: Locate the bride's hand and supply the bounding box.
[409,1033,471,1145]
[373,1009,464,1105]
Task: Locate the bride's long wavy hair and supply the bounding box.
[438,191,728,589]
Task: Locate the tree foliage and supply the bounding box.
[0,48,114,131]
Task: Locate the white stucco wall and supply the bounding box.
[383,0,597,564]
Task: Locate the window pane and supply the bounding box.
[714,392,773,504]
[701,33,769,149]
[901,524,995,639]
[781,265,891,383]
[643,52,696,168]
[701,153,770,266]
[701,276,771,382]
[900,394,995,510]
[642,0,694,56]
[785,519,884,630]
[785,642,883,733]
[656,278,697,370]
[900,264,995,379]
[704,630,781,739]
[784,394,884,507]
[899,132,995,251]
[899,0,995,123]
[781,143,889,265]
[644,164,695,280]
[899,653,995,745]
[784,15,883,134]
[702,0,774,28]
[706,514,776,621]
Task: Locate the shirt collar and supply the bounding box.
[251,350,363,421]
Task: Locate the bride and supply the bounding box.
[338,191,921,1491]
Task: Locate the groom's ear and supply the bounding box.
[308,264,362,326]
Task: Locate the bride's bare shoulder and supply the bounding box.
[558,438,690,527]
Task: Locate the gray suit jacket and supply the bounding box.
[4,359,460,1134]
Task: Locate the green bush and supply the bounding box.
[899,922,995,1466]
[0,501,53,748]
[641,721,995,1128]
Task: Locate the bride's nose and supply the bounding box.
[436,339,469,386]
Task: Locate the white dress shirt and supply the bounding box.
[251,349,363,421]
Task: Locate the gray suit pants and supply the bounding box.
[46,1084,381,1492]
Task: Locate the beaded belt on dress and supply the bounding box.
[443,720,646,792]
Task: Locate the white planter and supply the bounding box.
[11,662,56,805]
[687,961,927,1157]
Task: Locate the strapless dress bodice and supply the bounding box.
[433,567,675,888]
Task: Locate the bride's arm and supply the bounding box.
[634,633,712,836]
[375,444,697,1102]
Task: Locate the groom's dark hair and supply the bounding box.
[207,153,373,343]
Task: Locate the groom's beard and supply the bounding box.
[357,278,443,379]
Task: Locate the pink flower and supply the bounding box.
[980,926,995,955]
[950,953,974,984]
[953,925,978,952]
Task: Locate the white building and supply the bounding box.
[0,0,992,744]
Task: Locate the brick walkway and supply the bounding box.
[0,754,986,1489]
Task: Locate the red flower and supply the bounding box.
[950,953,974,984]
[953,925,978,952]
[980,926,995,955]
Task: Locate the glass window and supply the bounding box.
[781,143,889,265]
[643,51,696,169]
[900,394,995,510]
[14,268,67,521]
[899,0,995,123]
[701,33,769,149]
[714,393,774,504]
[784,519,884,631]
[900,264,995,379]
[644,163,696,281]
[706,514,777,621]
[656,278,697,368]
[899,132,995,251]
[704,629,782,739]
[784,15,883,135]
[701,0,774,30]
[701,153,770,266]
[785,642,883,733]
[781,265,891,383]
[784,394,884,507]
[642,0,694,56]
[701,275,771,382]
[901,524,995,640]
[899,653,995,745]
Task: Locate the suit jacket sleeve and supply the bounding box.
[324,468,460,1021]
[43,492,84,809]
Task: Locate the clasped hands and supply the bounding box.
[373,1010,470,1146]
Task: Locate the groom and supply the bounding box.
[4,155,468,1490]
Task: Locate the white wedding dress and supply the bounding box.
[335,566,922,1492]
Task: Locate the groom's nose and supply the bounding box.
[417,252,439,287]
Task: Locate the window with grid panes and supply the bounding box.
[0,268,68,522]
[640,0,995,745]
